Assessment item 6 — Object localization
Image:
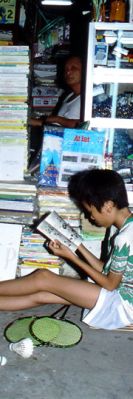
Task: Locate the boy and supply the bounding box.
[0,169,132,330]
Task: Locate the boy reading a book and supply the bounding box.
[0,169,133,330]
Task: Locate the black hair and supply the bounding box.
[68,169,129,212]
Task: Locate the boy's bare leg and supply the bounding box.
[0,270,43,296]
[0,269,101,311]
[40,270,101,309]
[0,292,70,311]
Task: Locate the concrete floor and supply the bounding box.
[0,304,133,399]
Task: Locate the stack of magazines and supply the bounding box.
[0,45,30,180]
[0,181,37,225]
[17,225,64,276]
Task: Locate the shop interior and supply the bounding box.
[0,3,133,398]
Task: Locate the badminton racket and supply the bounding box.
[4,316,41,346]
[30,305,82,348]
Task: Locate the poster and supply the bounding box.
[0,0,16,24]
[39,127,106,187]
[39,126,64,187]
[58,128,106,187]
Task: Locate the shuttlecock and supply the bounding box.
[0,356,7,366]
[9,338,34,358]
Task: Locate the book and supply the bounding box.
[36,211,82,253]
[39,127,106,188]
[57,128,106,187]
[39,126,64,187]
[20,265,60,276]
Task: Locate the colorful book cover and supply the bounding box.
[57,128,106,187]
[38,126,64,187]
[39,127,106,187]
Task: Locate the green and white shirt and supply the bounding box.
[103,215,133,304]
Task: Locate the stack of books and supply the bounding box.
[0,45,30,180]
[17,225,63,276]
[0,30,13,45]
[32,63,61,113]
[0,181,37,225]
[32,85,62,111]
[0,45,34,281]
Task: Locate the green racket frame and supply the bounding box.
[4,306,83,349]
[30,306,83,348]
[4,316,42,346]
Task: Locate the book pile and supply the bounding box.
[32,63,61,113]
[0,45,30,180]
[0,181,37,225]
[17,183,82,278]
[0,45,38,281]
[17,226,63,276]
[32,85,62,111]
[0,30,13,45]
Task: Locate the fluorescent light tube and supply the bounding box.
[41,0,72,5]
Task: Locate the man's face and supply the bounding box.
[64,57,82,88]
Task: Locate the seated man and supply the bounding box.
[29,55,82,169]
[30,55,82,129]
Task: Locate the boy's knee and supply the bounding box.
[34,268,52,286]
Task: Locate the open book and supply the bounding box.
[36,211,82,253]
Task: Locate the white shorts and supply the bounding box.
[82,288,133,330]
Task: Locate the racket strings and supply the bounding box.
[31,316,82,347]
[4,310,83,348]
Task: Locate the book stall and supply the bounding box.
[0,22,133,281]
[0,43,38,280]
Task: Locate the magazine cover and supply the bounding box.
[57,128,106,187]
[38,126,64,187]
[38,127,106,188]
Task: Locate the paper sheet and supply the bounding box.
[0,223,22,281]
[0,144,25,180]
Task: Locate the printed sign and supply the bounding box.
[58,128,106,187]
[0,0,16,24]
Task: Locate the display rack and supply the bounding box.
[84,22,133,182]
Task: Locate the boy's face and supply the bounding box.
[82,201,114,228]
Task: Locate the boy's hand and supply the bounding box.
[48,240,73,260]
